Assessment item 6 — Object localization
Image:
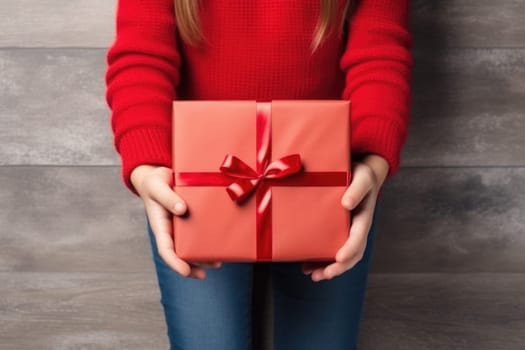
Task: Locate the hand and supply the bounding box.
[302,154,389,282]
[131,164,222,280]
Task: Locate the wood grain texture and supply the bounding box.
[1,48,525,167]
[371,167,525,273]
[0,166,151,272]
[0,0,114,48]
[2,166,524,273]
[1,272,522,350]
[404,48,525,167]
[359,273,525,350]
[1,1,524,350]
[0,272,168,350]
[411,0,525,48]
[0,49,118,165]
[1,1,524,49]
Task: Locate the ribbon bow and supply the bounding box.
[219,153,303,204]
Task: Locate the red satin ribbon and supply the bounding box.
[175,102,349,261]
[220,153,303,203]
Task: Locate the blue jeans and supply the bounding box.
[146,209,378,350]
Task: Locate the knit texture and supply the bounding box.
[105,0,413,196]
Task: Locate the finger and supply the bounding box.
[310,261,343,281]
[305,196,375,280]
[193,261,223,269]
[322,261,349,280]
[310,224,369,281]
[335,196,375,264]
[341,163,375,210]
[145,201,201,278]
[146,172,188,216]
[302,261,329,275]
[187,267,207,279]
[311,196,376,282]
[310,255,363,282]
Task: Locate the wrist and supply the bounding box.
[130,164,159,193]
[362,154,390,187]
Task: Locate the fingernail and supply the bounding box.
[174,202,185,213]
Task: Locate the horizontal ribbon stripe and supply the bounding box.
[176,171,348,187]
[175,172,234,186]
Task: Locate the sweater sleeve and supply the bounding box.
[105,0,181,196]
[340,0,413,179]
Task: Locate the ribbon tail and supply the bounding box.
[226,178,259,204]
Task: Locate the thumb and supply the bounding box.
[150,179,188,216]
[141,167,188,216]
[341,163,374,211]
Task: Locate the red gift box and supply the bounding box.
[172,100,351,262]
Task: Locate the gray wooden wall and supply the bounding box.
[1,1,524,349]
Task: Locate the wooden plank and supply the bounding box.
[1,272,523,349]
[2,47,524,166]
[1,166,524,273]
[1,1,524,49]
[0,166,152,272]
[370,167,525,273]
[404,48,525,167]
[0,0,114,48]
[411,0,525,48]
[0,49,118,165]
[0,272,168,350]
[359,273,525,350]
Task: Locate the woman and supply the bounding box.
[105,0,413,348]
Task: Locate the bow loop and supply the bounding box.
[262,154,302,178]
[220,153,303,203]
[219,155,258,179]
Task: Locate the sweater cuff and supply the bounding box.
[116,127,172,196]
[351,116,406,179]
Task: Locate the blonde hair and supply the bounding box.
[174,0,354,52]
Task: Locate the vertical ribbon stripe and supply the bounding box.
[256,102,273,260]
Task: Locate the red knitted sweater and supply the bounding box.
[105,0,413,196]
